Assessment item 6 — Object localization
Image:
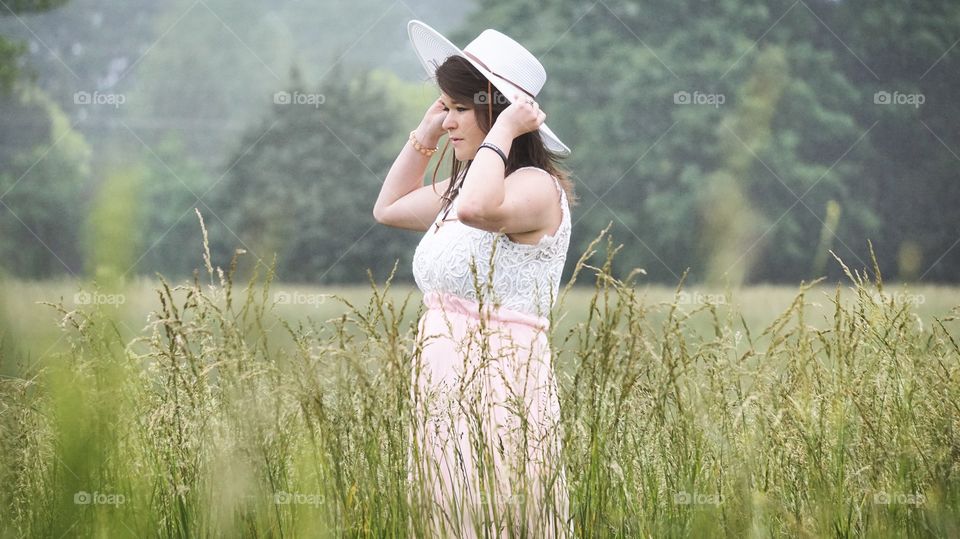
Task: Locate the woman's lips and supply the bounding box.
[451,137,463,144]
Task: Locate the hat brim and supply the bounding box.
[407,20,571,156]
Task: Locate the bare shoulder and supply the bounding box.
[505,166,558,195]
[501,166,563,244]
[458,166,561,238]
[506,166,555,182]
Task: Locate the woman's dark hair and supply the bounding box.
[429,55,578,216]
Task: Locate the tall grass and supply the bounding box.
[1,221,958,537]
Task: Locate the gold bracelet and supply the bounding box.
[409,130,438,156]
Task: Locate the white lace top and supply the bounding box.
[412,166,571,318]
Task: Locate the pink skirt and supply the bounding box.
[408,291,570,538]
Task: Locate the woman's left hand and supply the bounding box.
[495,93,546,139]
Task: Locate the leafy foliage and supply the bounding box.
[205,66,422,284]
[0,0,958,284]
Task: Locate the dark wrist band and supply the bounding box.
[478,142,507,166]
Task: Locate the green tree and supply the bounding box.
[0,81,90,278]
[114,133,219,280]
[459,0,957,284]
[204,66,420,284]
[820,0,960,282]
[0,0,90,279]
[82,162,145,286]
[699,45,789,286]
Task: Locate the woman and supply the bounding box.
[373,20,577,537]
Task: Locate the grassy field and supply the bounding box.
[5,274,958,373]
[1,240,959,537]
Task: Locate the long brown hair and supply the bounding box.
[428,55,578,216]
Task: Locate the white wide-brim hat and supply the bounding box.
[407,19,571,156]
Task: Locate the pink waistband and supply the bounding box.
[422,291,549,331]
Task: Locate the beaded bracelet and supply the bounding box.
[409,130,438,156]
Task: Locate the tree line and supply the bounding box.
[1,0,957,286]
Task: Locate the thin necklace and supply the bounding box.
[433,165,470,234]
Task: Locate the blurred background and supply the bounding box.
[0,0,957,292]
[4,3,960,535]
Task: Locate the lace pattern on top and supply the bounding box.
[412,166,571,318]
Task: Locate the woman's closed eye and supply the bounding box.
[442,106,468,112]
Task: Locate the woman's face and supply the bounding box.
[440,92,486,161]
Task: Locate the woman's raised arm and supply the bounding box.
[373,99,450,231]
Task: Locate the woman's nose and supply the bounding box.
[441,112,456,130]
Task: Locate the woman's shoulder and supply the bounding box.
[507,166,559,187]
[508,166,564,198]
[510,165,553,177]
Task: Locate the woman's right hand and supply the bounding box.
[415,97,447,146]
